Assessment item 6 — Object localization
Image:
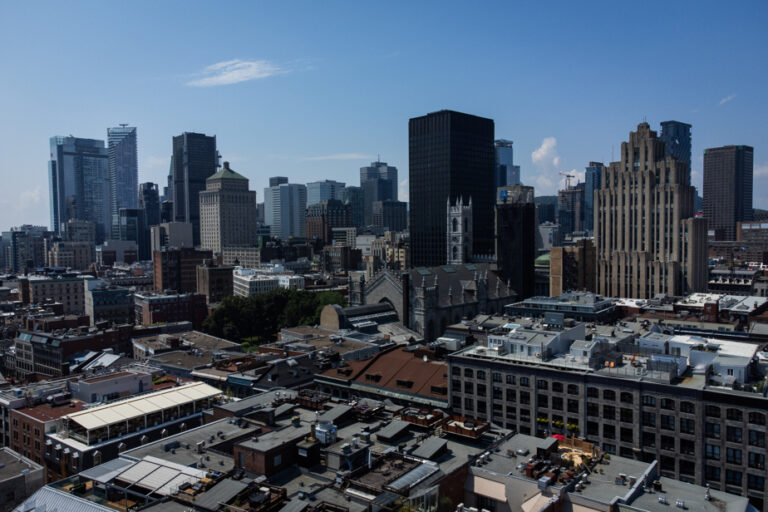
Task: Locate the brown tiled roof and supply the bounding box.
[322,347,448,401]
[14,401,85,422]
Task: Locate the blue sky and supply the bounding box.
[1,0,766,230]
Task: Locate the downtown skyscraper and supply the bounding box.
[48,136,111,243]
[171,132,218,246]
[494,139,521,188]
[360,161,398,226]
[408,110,495,267]
[703,145,754,240]
[107,125,138,238]
[595,122,706,298]
[659,120,692,179]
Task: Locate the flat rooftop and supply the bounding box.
[15,400,85,422]
[123,419,259,470]
[0,448,42,481]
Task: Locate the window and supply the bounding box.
[520,392,530,405]
[477,371,486,380]
[705,423,721,439]
[620,392,633,404]
[660,435,675,451]
[568,400,579,414]
[464,368,473,378]
[680,418,695,434]
[603,443,616,454]
[660,415,675,431]
[492,372,502,383]
[725,470,742,486]
[451,366,461,376]
[706,405,721,418]
[642,412,656,427]
[603,424,615,439]
[680,401,695,414]
[552,382,563,393]
[705,444,721,460]
[727,426,743,443]
[520,377,529,387]
[749,452,765,469]
[537,394,548,408]
[748,474,765,491]
[642,431,656,447]
[274,454,283,467]
[620,428,633,443]
[493,387,503,400]
[587,403,599,417]
[749,412,765,425]
[587,387,598,398]
[477,384,487,396]
[642,395,656,407]
[567,384,578,395]
[537,380,548,390]
[749,430,765,447]
[587,421,599,436]
[603,405,615,420]
[705,466,721,481]
[464,398,474,410]
[660,398,675,410]
[680,439,695,455]
[464,382,473,394]
[552,397,563,410]
[93,451,102,466]
[620,408,633,423]
[506,389,516,403]
[725,446,744,466]
[603,390,615,401]
[726,408,743,421]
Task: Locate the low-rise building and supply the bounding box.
[0,447,44,511]
[45,241,94,270]
[506,291,618,323]
[19,273,94,315]
[84,280,133,326]
[133,291,208,329]
[43,381,221,480]
[196,260,233,304]
[232,268,305,297]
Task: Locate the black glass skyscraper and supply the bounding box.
[139,182,161,227]
[660,120,691,183]
[171,132,218,246]
[408,110,495,267]
[703,145,754,240]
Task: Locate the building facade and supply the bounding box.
[306,199,350,245]
[703,145,754,241]
[360,161,398,226]
[583,162,603,233]
[495,185,536,300]
[152,247,213,293]
[171,132,218,246]
[549,239,597,296]
[138,182,161,228]
[306,180,345,206]
[264,181,307,239]
[494,139,520,188]
[595,123,707,298]
[196,261,234,304]
[134,292,209,329]
[45,241,94,270]
[409,110,495,267]
[199,162,257,254]
[48,136,110,243]
[659,120,692,175]
[341,186,364,228]
[372,200,407,232]
[107,125,138,238]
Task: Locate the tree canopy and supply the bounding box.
[202,289,346,344]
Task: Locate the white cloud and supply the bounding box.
[755,162,768,177]
[302,153,373,162]
[398,179,409,202]
[187,59,287,87]
[531,137,571,195]
[718,93,737,106]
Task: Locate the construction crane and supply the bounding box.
[559,171,576,190]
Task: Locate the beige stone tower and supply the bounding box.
[595,123,706,298]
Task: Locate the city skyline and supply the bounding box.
[1,1,767,230]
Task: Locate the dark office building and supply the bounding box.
[557,185,584,237]
[583,162,603,233]
[703,145,754,241]
[269,176,288,187]
[360,161,398,226]
[372,200,407,232]
[495,185,536,299]
[138,182,161,227]
[342,186,364,229]
[534,196,557,224]
[118,208,150,260]
[660,121,692,181]
[409,110,495,267]
[171,132,218,246]
[305,199,350,246]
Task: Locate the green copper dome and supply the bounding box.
[207,161,247,181]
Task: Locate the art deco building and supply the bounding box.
[595,123,706,298]
[199,162,257,254]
